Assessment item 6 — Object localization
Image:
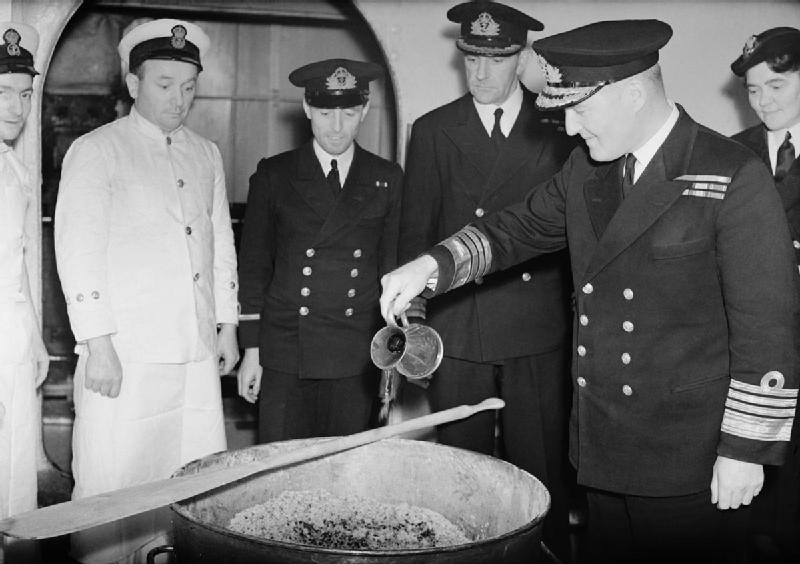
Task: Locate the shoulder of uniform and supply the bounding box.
[672,127,767,200]
[181,124,213,144]
[730,124,763,153]
[731,123,760,142]
[73,116,126,145]
[413,94,470,128]
[695,124,755,163]
[357,146,400,171]
[255,147,295,172]
[686,125,763,177]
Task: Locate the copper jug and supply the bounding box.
[370,313,443,380]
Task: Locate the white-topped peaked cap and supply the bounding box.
[0,22,39,75]
[118,18,209,71]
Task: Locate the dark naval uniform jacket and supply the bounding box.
[238,141,402,380]
[400,87,574,362]
[733,125,800,267]
[428,107,800,496]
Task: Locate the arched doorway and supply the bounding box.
[33,0,399,489]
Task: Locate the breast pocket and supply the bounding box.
[652,237,712,260]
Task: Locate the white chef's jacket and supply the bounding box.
[55,107,238,362]
[0,141,45,518]
[0,142,46,364]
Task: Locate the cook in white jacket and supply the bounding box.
[55,19,239,564]
[0,22,48,523]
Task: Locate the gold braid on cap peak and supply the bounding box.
[534,52,561,84]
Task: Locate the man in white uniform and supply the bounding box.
[0,21,48,521]
[55,19,239,563]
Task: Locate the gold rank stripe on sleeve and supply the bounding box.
[721,379,798,442]
[238,313,260,322]
[439,225,493,291]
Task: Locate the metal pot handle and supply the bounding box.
[146,544,176,564]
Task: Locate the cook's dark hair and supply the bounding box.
[766,47,800,73]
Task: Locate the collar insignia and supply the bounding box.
[326,67,357,91]
[171,25,187,50]
[471,12,500,37]
[743,35,758,59]
[4,28,20,57]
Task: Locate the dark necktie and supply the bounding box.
[775,132,795,182]
[491,107,505,149]
[621,153,637,198]
[327,158,341,196]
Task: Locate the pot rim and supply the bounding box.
[170,438,551,556]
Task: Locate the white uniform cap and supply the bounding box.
[118,18,209,71]
[0,21,39,75]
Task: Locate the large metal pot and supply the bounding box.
[162,438,549,563]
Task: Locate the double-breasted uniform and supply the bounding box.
[400,86,574,558]
[0,143,46,519]
[238,141,402,439]
[429,108,799,496]
[401,87,573,361]
[733,123,800,557]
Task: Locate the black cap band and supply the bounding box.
[305,89,369,109]
[129,36,202,71]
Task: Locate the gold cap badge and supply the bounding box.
[170,25,187,49]
[4,28,20,56]
[326,66,357,91]
[471,12,500,37]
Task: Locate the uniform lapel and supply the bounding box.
[442,94,497,180]
[316,145,381,242]
[290,141,335,221]
[583,159,622,239]
[582,109,698,281]
[479,90,547,204]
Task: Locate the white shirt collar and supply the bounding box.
[766,121,800,173]
[629,102,680,183]
[473,81,524,138]
[313,139,355,186]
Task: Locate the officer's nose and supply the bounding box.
[476,57,489,80]
[332,109,343,132]
[564,108,581,137]
[7,93,22,118]
[174,88,185,110]
[757,89,773,110]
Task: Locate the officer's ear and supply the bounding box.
[515,49,530,76]
[302,98,312,119]
[125,72,139,101]
[359,100,370,123]
[623,76,647,114]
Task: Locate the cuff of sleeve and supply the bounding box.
[215,293,239,325]
[69,309,117,343]
[238,319,261,349]
[423,247,454,297]
[717,433,790,467]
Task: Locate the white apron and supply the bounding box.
[0,362,37,519]
[69,355,226,564]
[0,144,45,519]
